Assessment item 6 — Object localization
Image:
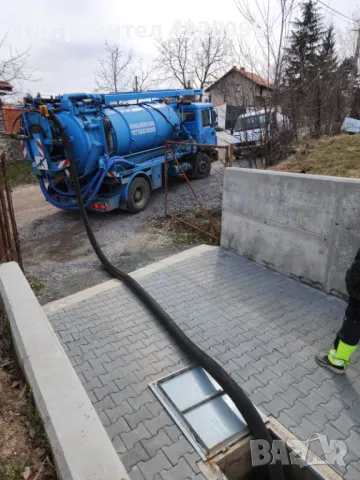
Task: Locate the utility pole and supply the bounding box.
[135,76,139,103]
[350,24,360,117]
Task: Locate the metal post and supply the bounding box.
[0,172,12,260]
[164,143,168,216]
[0,153,23,268]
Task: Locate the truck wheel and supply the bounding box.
[127,177,151,213]
[189,152,212,180]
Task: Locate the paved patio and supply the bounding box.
[44,246,360,479]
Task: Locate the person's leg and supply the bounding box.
[316,297,360,373]
[334,297,360,348]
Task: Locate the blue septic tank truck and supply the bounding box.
[18,89,218,213]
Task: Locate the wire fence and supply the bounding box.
[0,151,23,269]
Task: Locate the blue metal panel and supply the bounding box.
[102,89,203,103]
[342,117,360,134]
[151,164,162,189]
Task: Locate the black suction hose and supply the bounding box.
[49,110,284,480]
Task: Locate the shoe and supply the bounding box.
[315,353,346,374]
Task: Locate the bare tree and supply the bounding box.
[94,41,133,93]
[155,25,233,90]
[0,33,32,95]
[230,0,296,166]
[132,60,157,91]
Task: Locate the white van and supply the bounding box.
[232,109,288,154]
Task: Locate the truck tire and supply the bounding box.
[189,152,212,180]
[127,177,151,213]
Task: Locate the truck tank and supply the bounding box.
[23,93,183,177]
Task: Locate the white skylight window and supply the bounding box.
[150,365,267,459]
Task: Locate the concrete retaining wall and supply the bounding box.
[0,262,130,480]
[221,168,360,298]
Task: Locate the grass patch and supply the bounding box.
[153,211,221,246]
[6,161,37,189]
[272,134,360,177]
[28,278,45,293]
[0,313,56,480]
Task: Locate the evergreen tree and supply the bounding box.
[284,0,323,88]
[320,25,337,79]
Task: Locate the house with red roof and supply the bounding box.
[206,66,273,108]
[205,67,273,130]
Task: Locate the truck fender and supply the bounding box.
[123,171,152,200]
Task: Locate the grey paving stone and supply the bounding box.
[93,380,119,401]
[273,372,298,390]
[291,417,321,441]
[106,417,131,440]
[144,411,174,436]
[147,400,164,417]
[106,401,133,423]
[254,367,280,386]
[164,425,182,443]
[299,391,326,412]
[121,442,150,471]
[249,388,270,406]
[283,400,313,424]
[346,428,360,457]
[233,363,259,381]
[183,452,201,475]
[138,451,172,480]
[278,385,305,406]
[111,385,137,405]
[93,394,116,413]
[293,377,318,395]
[162,436,194,466]
[161,458,196,480]
[262,396,291,418]
[345,464,360,480]
[113,435,127,454]
[314,379,341,400]
[124,405,154,430]
[277,411,298,429]
[141,429,173,457]
[121,423,152,450]
[128,466,146,480]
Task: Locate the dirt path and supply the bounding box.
[12,182,196,304]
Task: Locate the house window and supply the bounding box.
[150,366,268,458]
[201,109,212,127]
[236,84,242,92]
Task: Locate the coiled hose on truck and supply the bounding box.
[48,110,285,480]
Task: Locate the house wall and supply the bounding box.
[221,168,360,299]
[209,71,272,108]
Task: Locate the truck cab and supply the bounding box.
[179,103,217,146]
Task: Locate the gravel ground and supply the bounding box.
[12,159,252,304]
[11,145,257,305]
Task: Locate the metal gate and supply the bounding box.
[0,152,22,268]
[164,141,233,243]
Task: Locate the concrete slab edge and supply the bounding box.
[43,245,218,315]
[0,262,130,480]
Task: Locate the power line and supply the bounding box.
[317,0,357,23]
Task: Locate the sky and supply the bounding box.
[1,0,360,97]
